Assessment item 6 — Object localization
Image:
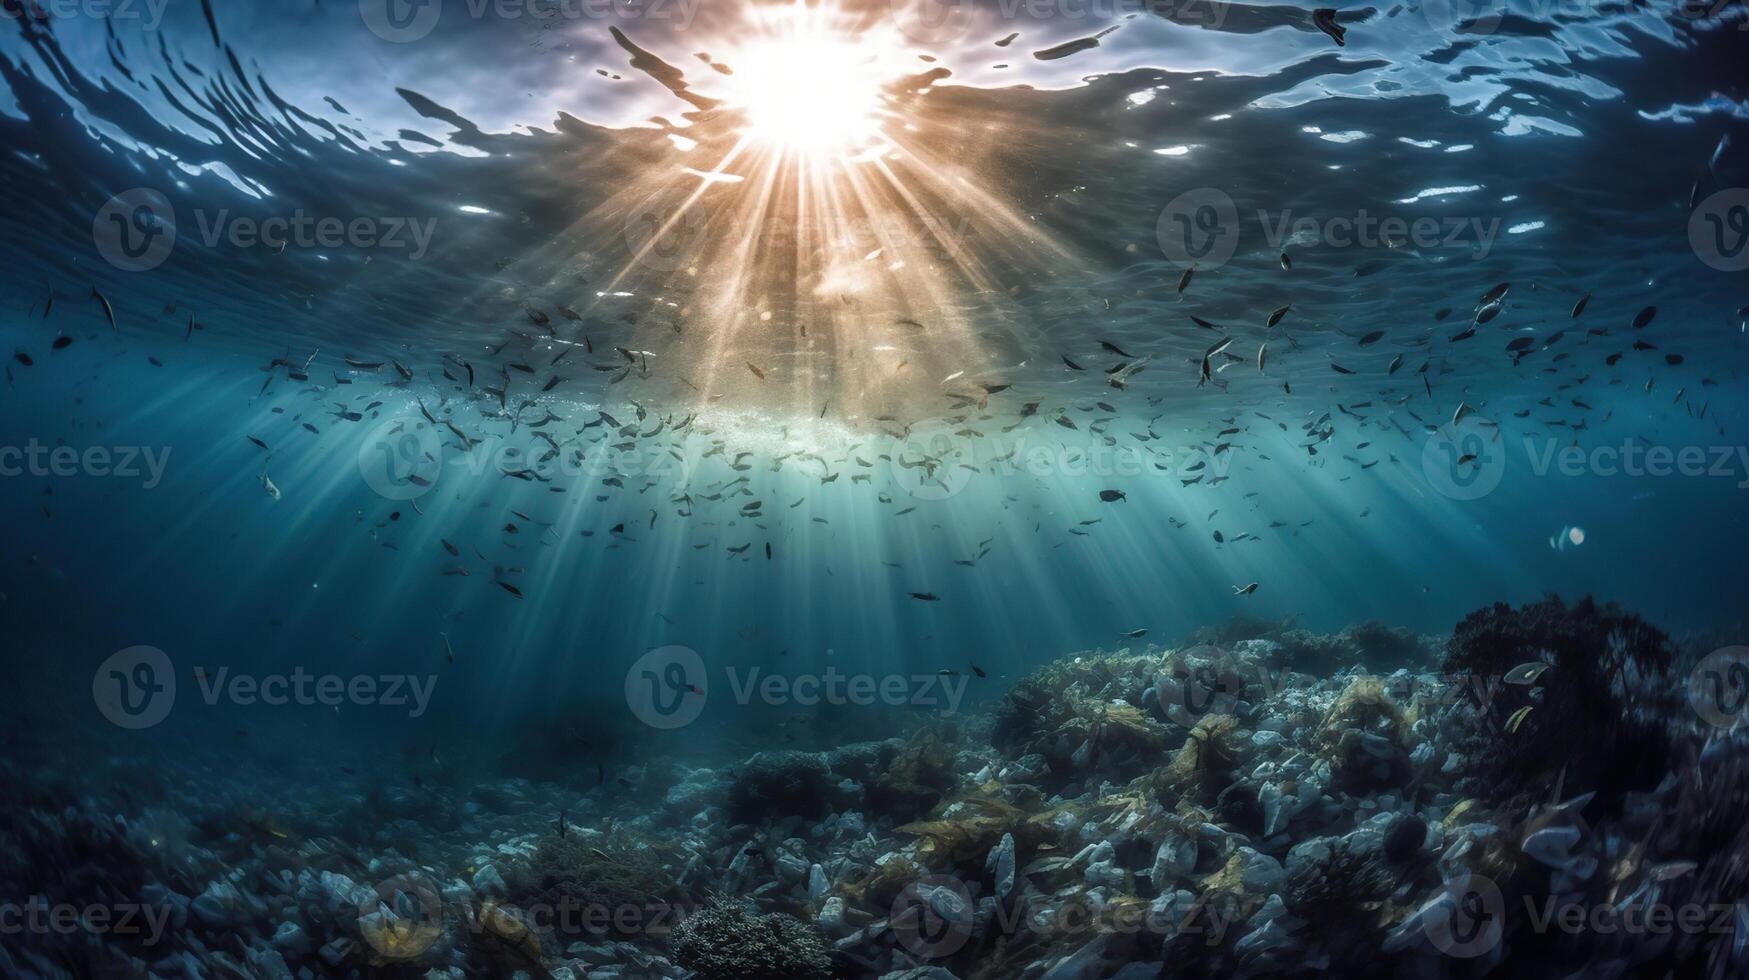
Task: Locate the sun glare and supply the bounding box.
[726,20,892,158]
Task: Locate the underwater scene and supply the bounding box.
[2,0,1749,976]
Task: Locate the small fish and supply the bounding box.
[260,473,281,499]
[910,592,941,601]
[1504,705,1534,733]
[91,288,117,330]
[1504,662,1550,685]
[1119,628,1148,639]
[1098,489,1126,502]
[440,632,456,664]
[51,335,71,351]
[747,361,765,380]
[1232,582,1258,596]
[1100,340,1136,358]
[1632,306,1657,329]
[1571,294,1590,318]
[1266,304,1290,328]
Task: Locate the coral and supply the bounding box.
[1443,595,1676,803]
[727,751,832,823]
[1284,839,1396,924]
[865,726,958,822]
[1278,620,1438,673]
[668,898,835,980]
[504,829,682,935]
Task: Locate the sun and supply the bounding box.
[724,14,895,159]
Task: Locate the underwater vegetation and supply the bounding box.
[3,599,1745,978]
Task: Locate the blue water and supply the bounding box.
[1,0,1746,767]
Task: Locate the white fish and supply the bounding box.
[261,473,281,500]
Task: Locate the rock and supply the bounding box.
[271,920,311,957]
[1382,814,1428,862]
[191,881,241,929]
[988,833,1016,901]
[473,863,507,897]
